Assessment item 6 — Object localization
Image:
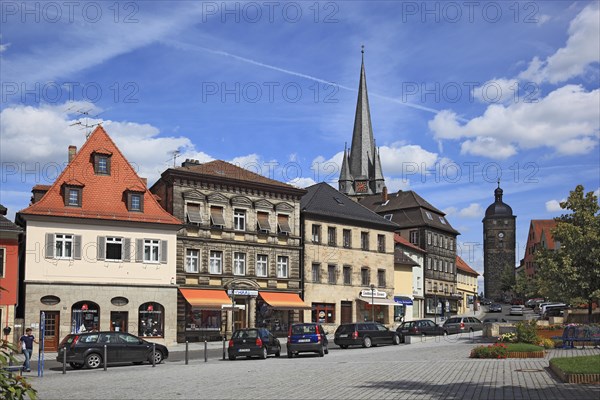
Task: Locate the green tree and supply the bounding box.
[535,185,600,321]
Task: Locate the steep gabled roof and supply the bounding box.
[359,191,459,235]
[19,126,181,225]
[394,233,425,253]
[531,219,558,250]
[456,255,479,276]
[301,183,397,230]
[0,205,22,233]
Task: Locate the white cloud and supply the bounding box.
[0,43,9,53]
[458,203,483,218]
[443,206,458,216]
[429,85,600,159]
[379,143,440,175]
[537,14,552,26]
[545,199,565,212]
[473,78,519,105]
[382,176,411,192]
[288,177,317,188]
[519,4,600,84]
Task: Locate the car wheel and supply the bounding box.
[261,347,268,359]
[229,354,236,361]
[275,345,281,357]
[392,335,400,345]
[85,353,102,369]
[340,344,348,349]
[318,346,325,357]
[150,350,164,364]
[69,362,84,369]
[362,337,372,348]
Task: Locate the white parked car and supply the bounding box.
[509,305,525,316]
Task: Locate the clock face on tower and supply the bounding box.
[355,181,368,193]
[498,232,505,239]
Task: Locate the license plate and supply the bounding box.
[339,334,348,338]
[238,349,250,352]
[298,339,310,343]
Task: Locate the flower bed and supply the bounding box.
[550,355,600,383]
[470,343,545,359]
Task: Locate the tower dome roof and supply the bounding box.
[484,182,514,218]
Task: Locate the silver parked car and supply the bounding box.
[509,305,525,316]
[442,317,483,334]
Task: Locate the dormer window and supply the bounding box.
[93,150,112,175]
[126,191,144,212]
[63,182,84,207]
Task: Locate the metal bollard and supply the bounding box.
[185,341,189,365]
[222,336,226,360]
[204,340,207,363]
[103,345,107,371]
[62,347,66,374]
[152,343,156,367]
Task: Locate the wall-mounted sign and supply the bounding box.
[359,289,387,299]
[227,289,258,297]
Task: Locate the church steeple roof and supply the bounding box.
[484,180,514,218]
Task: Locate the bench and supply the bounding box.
[2,365,25,377]
[552,325,600,349]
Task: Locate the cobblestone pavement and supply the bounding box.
[27,334,600,400]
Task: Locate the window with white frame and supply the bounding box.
[277,256,288,278]
[343,229,351,248]
[409,230,419,245]
[233,209,246,231]
[311,225,321,243]
[427,232,432,245]
[427,258,432,269]
[209,250,222,274]
[144,239,160,263]
[106,237,123,261]
[55,234,73,259]
[433,259,437,271]
[233,252,246,275]
[417,276,422,290]
[185,249,199,273]
[256,254,268,277]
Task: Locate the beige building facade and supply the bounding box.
[456,256,479,315]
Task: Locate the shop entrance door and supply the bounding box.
[43,311,60,351]
[110,311,128,332]
[233,298,247,331]
[341,301,353,324]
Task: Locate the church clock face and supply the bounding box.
[355,181,368,193]
[498,232,505,239]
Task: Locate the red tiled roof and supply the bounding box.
[19,126,181,225]
[531,220,558,249]
[176,160,298,190]
[456,255,479,276]
[32,185,51,191]
[394,233,425,253]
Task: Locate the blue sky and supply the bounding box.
[1,1,599,289]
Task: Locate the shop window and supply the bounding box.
[328,265,336,284]
[187,307,221,332]
[71,301,100,333]
[311,225,321,243]
[256,254,268,277]
[377,234,385,252]
[343,229,351,248]
[185,249,199,273]
[361,232,369,250]
[312,263,321,283]
[234,209,246,231]
[312,303,335,324]
[343,265,352,285]
[233,252,246,275]
[361,268,370,286]
[209,250,222,274]
[277,256,288,278]
[139,302,164,338]
[327,227,336,246]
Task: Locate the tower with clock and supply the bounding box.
[482,181,516,301]
[338,47,385,200]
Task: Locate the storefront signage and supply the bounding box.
[359,289,387,299]
[227,289,258,296]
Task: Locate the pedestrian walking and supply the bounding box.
[19,328,38,373]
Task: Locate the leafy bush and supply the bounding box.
[0,339,37,400]
[498,332,517,343]
[470,343,508,359]
[515,320,540,344]
[536,337,557,349]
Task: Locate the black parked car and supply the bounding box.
[395,319,447,341]
[334,322,400,348]
[488,303,503,313]
[56,331,168,369]
[287,323,329,357]
[228,328,281,360]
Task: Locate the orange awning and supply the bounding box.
[260,292,311,310]
[179,289,231,309]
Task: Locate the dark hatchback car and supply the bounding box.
[287,323,329,357]
[228,328,281,360]
[395,319,446,342]
[56,331,168,369]
[488,303,503,313]
[334,322,400,348]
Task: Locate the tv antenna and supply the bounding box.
[166,150,180,167]
[67,108,103,138]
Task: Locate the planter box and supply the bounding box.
[507,351,545,358]
[550,364,600,383]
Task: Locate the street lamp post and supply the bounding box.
[230,284,235,334]
[433,289,438,325]
[370,284,375,322]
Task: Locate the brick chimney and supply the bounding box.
[382,186,388,202]
[68,145,77,163]
[181,159,201,167]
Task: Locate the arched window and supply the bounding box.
[71,301,100,333]
[138,302,164,337]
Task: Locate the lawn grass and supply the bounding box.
[550,355,600,374]
[506,343,544,352]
